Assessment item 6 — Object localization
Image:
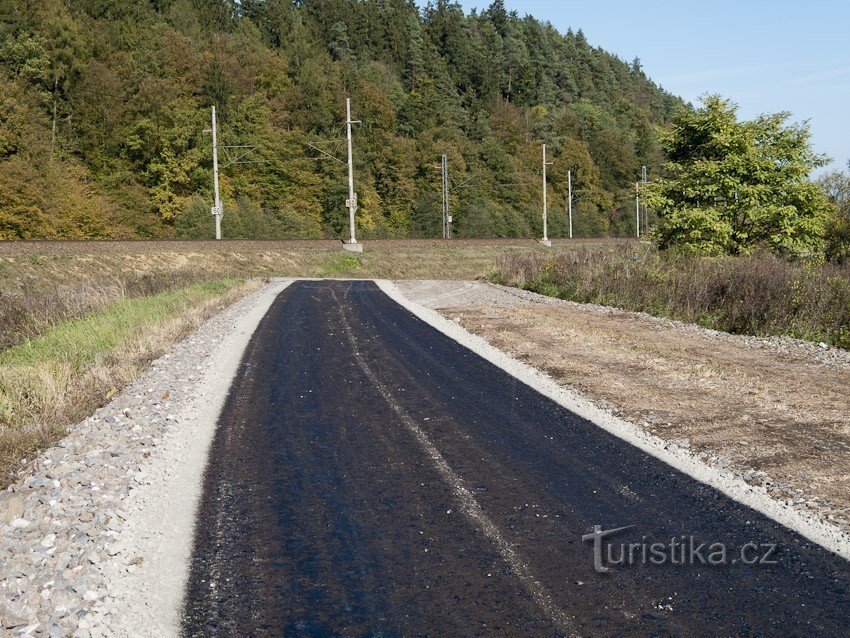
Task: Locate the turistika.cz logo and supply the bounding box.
[582,525,779,574]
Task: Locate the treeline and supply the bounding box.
[0,0,682,239]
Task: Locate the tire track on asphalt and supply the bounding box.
[332,286,578,637]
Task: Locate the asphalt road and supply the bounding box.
[182,280,849,637]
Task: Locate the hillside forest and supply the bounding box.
[0,0,683,240]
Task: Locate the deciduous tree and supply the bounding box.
[644,96,832,257]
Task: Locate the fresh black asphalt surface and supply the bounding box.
[182,280,850,637]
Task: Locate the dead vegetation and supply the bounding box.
[0,240,629,338]
[0,269,224,350]
[492,246,850,348]
[0,279,260,485]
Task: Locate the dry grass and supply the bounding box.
[0,238,628,257]
[0,238,632,285]
[0,268,229,350]
[0,279,259,485]
[491,247,850,349]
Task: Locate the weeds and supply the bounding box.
[0,278,252,485]
[0,269,220,351]
[492,247,850,349]
[320,253,362,278]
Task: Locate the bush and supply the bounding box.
[825,213,850,264]
[492,247,850,349]
[644,97,832,257]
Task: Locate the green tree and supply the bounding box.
[819,162,850,217]
[41,3,87,151]
[122,98,206,221]
[819,162,850,262]
[0,0,684,239]
[644,96,832,257]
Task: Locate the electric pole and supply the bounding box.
[636,181,640,239]
[204,106,266,240]
[344,98,362,252]
[642,165,648,232]
[567,169,573,239]
[441,154,450,239]
[540,143,553,246]
[210,106,222,240]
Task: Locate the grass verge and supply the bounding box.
[0,278,258,485]
[491,247,850,349]
[0,269,228,351]
[320,253,362,278]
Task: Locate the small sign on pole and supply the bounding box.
[345,98,360,247]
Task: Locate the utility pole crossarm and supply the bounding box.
[221,145,267,168]
[307,142,346,164]
[452,175,476,190]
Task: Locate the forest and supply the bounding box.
[0,0,682,239]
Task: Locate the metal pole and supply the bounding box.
[642,165,648,232]
[446,157,452,240]
[542,144,548,242]
[567,169,573,239]
[441,155,445,239]
[636,182,640,239]
[211,106,222,240]
[540,144,552,245]
[345,98,357,245]
[441,154,449,239]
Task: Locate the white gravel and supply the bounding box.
[0,280,290,637]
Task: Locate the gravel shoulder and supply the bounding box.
[0,280,290,637]
[2,276,846,636]
[394,280,850,542]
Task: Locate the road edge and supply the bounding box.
[108,279,292,637]
[376,279,850,562]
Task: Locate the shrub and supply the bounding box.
[492,247,850,349]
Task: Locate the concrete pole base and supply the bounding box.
[342,242,363,253]
[538,239,552,247]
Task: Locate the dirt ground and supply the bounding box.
[396,280,850,534]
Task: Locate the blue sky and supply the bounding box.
[455,0,850,174]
